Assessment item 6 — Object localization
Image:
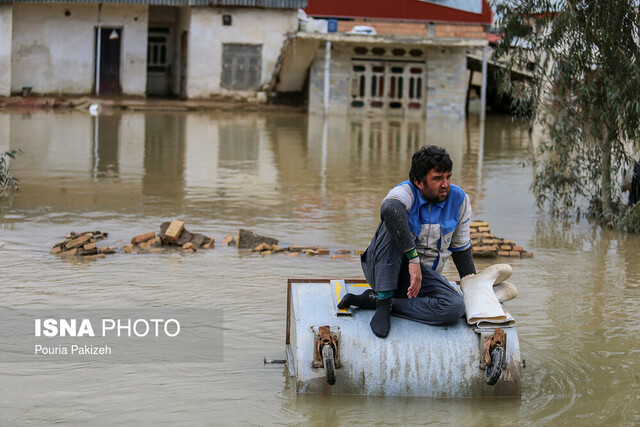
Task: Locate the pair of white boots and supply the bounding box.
[460,264,518,325]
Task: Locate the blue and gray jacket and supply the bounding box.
[382,180,472,273]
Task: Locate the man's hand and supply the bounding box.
[407,262,422,298]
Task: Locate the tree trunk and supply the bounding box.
[601,135,613,216]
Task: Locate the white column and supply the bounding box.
[95,3,102,96]
[480,44,488,122]
[323,40,331,116]
[0,5,13,97]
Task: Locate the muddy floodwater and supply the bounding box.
[1,110,639,425]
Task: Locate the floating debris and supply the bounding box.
[252,242,285,255]
[152,219,216,253]
[50,221,216,258]
[470,221,533,259]
[247,240,354,259]
[237,229,278,249]
[50,231,116,259]
[127,231,164,254]
[50,226,364,260]
[222,235,236,246]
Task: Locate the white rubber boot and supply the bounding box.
[494,281,518,303]
[460,264,512,324]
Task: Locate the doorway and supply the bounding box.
[95,27,122,95]
[179,31,188,99]
[146,27,172,96]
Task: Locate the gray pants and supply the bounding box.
[361,222,465,326]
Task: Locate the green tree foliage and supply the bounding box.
[0,149,22,196]
[493,0,640,232]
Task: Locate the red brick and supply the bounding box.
[201,237,215,249]
[60,248,78,257]
[165,220,184,243]
[131,232,155,245]
[66,233,93,249]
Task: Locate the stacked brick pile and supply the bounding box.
[121,220,215,254]
[50,226,366,260]
[49,231,117,259]
[470,221,533,258]
[254,244,358,259]
[236,229,361,259]
[252,242,285,255]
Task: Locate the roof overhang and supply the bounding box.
[296,31,487,48]
[0,0,307,8]
[467,54,532,80]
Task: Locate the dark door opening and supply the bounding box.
[95,28,122,95]
[180,31,188,99]
[146,27,172,97]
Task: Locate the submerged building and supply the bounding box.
[0,0,304,99]
[0,0,493,118]
[278,0,493,118]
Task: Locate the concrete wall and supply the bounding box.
[308,42,350,116]
[308,42,469,118]
[0,5,12,97]
[11,3,148,95]
[187,7,297,98]
[425,47,467,119]
[277,36,320,92]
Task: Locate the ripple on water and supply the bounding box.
[521,347,583,423]
[3,112,640,424]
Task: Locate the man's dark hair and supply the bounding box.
[409,145,453,182]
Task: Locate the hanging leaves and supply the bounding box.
[493,0,640,232]
[0,149,22,195]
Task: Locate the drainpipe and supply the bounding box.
[95,3,102,96]
[477,46,488,188]
[323,41,331,116]
[480,44,487,122]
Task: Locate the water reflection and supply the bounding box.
[93,115,120,178]
[6,112,479,219]
[2,111,640,424]
[2,111,530,252]
[144,114,186,201]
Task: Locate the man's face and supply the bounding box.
[414,169,452,203]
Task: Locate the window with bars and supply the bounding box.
[221,44,262,90]
[350,61,425,113]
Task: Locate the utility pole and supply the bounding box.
[480,44,488,122]
[323,41,331,116]
[95,3,102,96]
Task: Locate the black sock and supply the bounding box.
[337,289,377,310]
[370,298,392,338]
